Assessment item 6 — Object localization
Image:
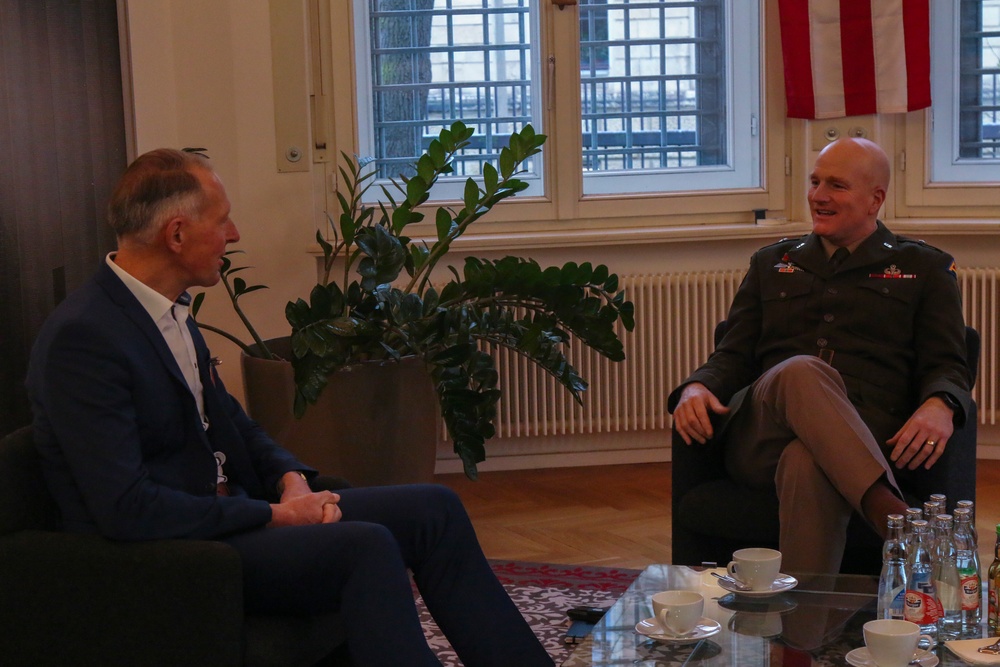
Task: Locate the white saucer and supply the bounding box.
[716,573,798,597]
[635,616,721,644]
[845,646,938,667]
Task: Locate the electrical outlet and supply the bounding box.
[809,115,876,147]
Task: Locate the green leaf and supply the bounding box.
[422,287,440,314]
[463,178,480,212]
[431,344,474,366]
[499,147,515,179]
[451,120,472,143]
[340,213,356,245]
[619,301,636,331]
[410,244,430,272]
[509,131,524,160]
[436,207,455,242]
[316,227,334,257]
[308,283,333,316]
[439,129,454,151]
[191,291,205,317]
[440,280,463,303]
[416,154,436,183]
[392,204,415,233]
[399,293,423,323]
[324,315,371,336]
[428,140,446,168]
[356,226,406,289]
[379,342,402,361]
[406,175,428,207]
[483,163,499,194]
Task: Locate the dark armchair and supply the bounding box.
[0,425,352,667]
[671,326,980,574]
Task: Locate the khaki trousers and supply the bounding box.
[724,355,901,574]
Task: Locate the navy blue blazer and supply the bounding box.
[26,262,314,541]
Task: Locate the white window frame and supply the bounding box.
[928,0,1000,185]
[899,0,1000,214]
[324,0,783,237]
[352,1,546,201]
[580,0,761,196]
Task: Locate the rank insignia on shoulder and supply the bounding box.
[949,260,958,277]
[869,264,916,279]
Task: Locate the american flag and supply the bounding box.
[778,0,932,119]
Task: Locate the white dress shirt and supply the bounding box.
[105,253,208,430]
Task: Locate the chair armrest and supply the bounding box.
[0,530,243,666]
[670,428,728,515]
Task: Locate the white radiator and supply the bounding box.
[483,268,999,439]
[960,268,998,425]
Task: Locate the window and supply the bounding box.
[929,0,1000,183]
[350,0,761,203]
[355,0,542,199]
[578,0,760,195]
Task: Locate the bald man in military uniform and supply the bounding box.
[669,137,972,573]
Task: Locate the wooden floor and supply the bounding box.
[438,459,1000,571]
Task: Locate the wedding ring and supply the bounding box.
[925,440,937,447]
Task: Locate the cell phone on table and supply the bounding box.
[567,605,608,624]
[564,620,594,644]
[563,606,608,644]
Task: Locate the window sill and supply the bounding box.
[886,218,1000,237]
[402,220,812,252]
[308,218,999,256]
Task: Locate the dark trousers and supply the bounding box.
[222,484,552,667]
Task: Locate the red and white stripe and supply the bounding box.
[778,0,931,119]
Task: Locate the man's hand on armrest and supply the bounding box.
[887,396,956,471]
[673,383,730,446]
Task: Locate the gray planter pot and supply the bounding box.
[241,338,438,487]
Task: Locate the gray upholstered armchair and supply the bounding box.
[0,425,352,667]
[670,326,980,574]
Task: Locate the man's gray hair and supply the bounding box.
[108,149,211,244]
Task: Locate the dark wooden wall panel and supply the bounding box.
[0,0,127,436]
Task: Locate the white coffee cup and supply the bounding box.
[863,619,933,667]
[727,547,782,590]
[651,590,704,635]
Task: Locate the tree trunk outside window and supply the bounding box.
[373,0,434,178]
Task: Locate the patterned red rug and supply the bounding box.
[417,560,642,666]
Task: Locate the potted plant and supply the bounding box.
[193,122,634,482]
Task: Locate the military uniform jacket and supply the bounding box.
[668,221,972,445]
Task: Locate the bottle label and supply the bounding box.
[905,573,941,624]
[990,586,999,626]
[889,588,906,619]
[960,572,981,611]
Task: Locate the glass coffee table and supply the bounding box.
[561,564,981,666]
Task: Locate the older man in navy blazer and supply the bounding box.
[27,149,552,667]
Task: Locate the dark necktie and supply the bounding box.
[829,247,850,271]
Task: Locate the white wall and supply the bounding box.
[122,0,999,470]
[124,0,319,394]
